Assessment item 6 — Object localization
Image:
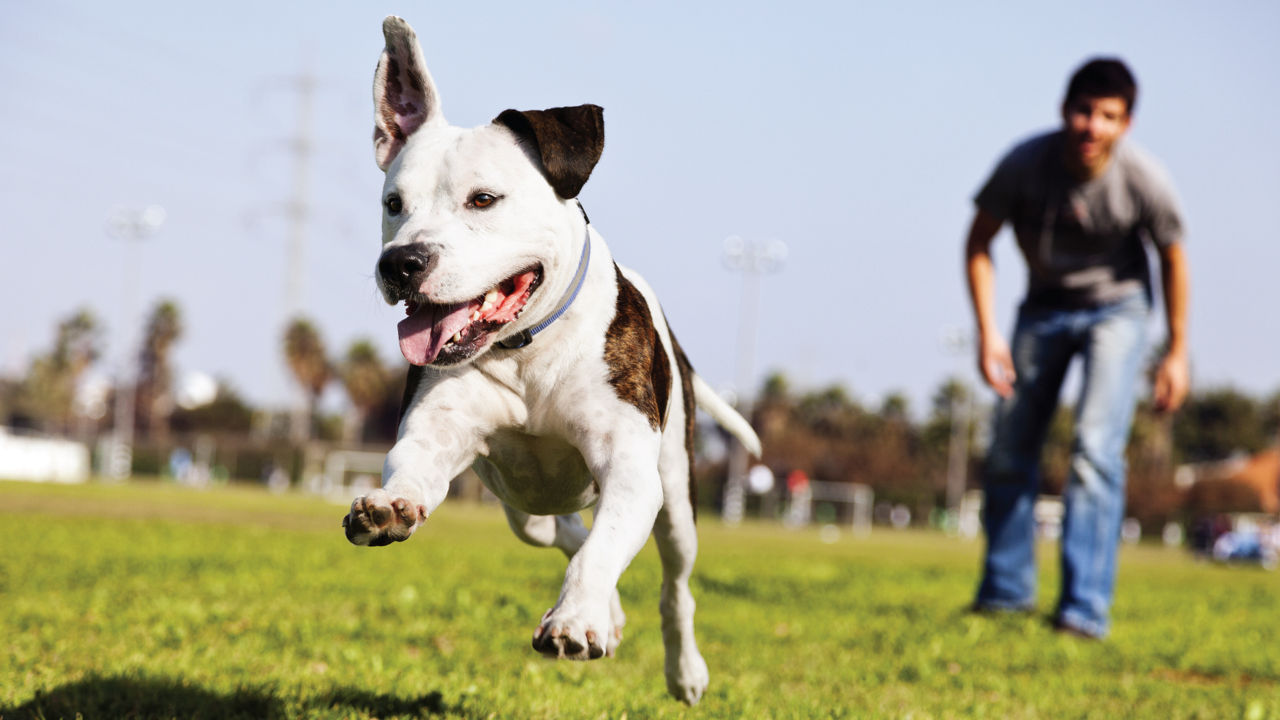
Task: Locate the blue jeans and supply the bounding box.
[974,292,1150,638]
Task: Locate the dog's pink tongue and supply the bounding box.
[398,301,476,365]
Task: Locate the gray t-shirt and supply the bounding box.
[975,130,1185,308]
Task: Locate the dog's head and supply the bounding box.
[371,16,604,367]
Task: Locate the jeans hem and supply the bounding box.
[1054,609,1108,639]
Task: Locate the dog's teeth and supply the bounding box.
[469,310,481,322]
[452,331,464,344]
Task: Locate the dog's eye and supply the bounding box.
[469,192,499,209]
[384,194,403,216]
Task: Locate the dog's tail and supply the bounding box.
[692,374,763,458]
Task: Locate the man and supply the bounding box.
[963,58,1189,639]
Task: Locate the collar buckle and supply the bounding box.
[496,329,533,350]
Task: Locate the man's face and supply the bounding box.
[1061,95,1131,173]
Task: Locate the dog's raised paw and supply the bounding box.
[343,491,424,546]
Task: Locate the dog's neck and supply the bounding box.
[496,203,592,350]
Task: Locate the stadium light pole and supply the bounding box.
[105,205,166,479]
[721,236,787,525]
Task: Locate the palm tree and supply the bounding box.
[136,299,182,440]
[16,309,101,434]
[339,339,389,443]
[283,317,331,442]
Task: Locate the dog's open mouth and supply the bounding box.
[397,266,542,366]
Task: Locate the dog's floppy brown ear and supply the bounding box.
[495,105,604,199]
[373,16,443,171]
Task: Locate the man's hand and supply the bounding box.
[1152,351,1189,413]
[978,332,1016,399]
[965,208,1012,398]
[1154,242,1190,414]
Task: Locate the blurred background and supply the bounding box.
[2,1,1278,553]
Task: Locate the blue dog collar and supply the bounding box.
[497,211,591,350]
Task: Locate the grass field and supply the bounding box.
[1,480,1278,719]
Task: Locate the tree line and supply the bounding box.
[4,304,1277,526]
[0,304,410,473]
[745,367,1280,529]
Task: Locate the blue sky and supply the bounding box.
[2,0,1277,419]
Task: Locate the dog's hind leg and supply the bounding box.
[652,463,710,704]
[650,337,710,704]
[502,505,626,655]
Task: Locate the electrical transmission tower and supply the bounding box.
[284,73,314,322]
[254,71,319,442]
[284,73,316,443]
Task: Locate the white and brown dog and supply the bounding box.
[341,16,761,704]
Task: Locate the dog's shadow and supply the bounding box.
[1,674,466,720]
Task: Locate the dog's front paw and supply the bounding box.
[531,601,617,661]
[342,490,425,546]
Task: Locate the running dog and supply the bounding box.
[342,16,761,704]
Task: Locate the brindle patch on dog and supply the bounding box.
[603,264,671,430]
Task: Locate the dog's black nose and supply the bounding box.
[378,246,430,288]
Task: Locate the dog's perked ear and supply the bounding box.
[373,16,443,171]
[494,105,605,199]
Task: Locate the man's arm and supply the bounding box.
[964,208,1015,398]
[1153,242,1190,412]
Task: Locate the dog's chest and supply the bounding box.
[472,428,597,515]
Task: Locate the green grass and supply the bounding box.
[1,479,1278,719]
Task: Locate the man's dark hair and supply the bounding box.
[1064,58,1138,115]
